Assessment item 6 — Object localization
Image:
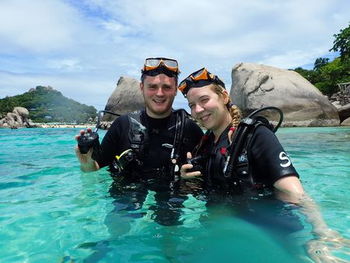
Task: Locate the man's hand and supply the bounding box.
[75,129,99,172]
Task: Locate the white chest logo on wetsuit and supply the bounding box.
[279,152,291,168]
[238,153,248,163]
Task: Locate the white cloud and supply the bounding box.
[259,49,326,69]
[0,0,349,110]
[47,58,83,71]
[0,0,85,53]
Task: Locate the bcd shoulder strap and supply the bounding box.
[223,106,283,180]
[126,109,188,182]
[223,115,276,179]
[169,109,189,182]
[170,109,188,161]
[127,111,148,155]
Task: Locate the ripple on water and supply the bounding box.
[0,127,349,263]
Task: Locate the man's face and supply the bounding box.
[140,74,177,119]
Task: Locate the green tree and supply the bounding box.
[314,58,350,95]
[0,86,97,123]
[313,57,329,71]
[294,67,319,84]
[294,24,350,96]
[330,22,350,61]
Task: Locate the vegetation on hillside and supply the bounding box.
[0,86,97,123]
[294,23,350,95]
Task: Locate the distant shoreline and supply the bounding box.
[32,123,96,129]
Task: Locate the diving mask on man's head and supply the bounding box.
[178,67,225,97]
[141,57,180,78]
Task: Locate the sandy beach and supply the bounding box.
[32,123,96,129]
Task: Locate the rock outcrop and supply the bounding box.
[341,117,350,126]
[230,63,340,127]
[329,81,350,108]
[338,104,350,124]
[0,107,35,128]
[329,91,350,108]
[102,76,144,123]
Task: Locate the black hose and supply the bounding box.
[94,110,121,132]
[223,106,284,178]
[247,106,283,132]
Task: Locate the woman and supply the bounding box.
[178,68,349,262]
[178,67,303,197]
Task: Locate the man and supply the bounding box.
[75,57,203,225]
[76,57,202,178]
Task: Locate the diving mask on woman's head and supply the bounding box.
[178,67,225,97]
[141,57,180,77]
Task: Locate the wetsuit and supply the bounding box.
[195,124,303,233]
[95,109,202,182]
[94,109,203,226]
[197,125,299,194]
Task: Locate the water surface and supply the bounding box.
[0,127,349,263]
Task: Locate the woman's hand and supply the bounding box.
[274,177,350,262]
[180,152,202,179]
[306,235,350,263]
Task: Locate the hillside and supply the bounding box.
[0,86,97,123]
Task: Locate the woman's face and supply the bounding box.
[187,84,229,132]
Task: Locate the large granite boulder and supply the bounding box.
[102,76,144,122]
[0,107,35,128]
[13,106,29,117]
[230,63,340,127]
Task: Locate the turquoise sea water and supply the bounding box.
[0,127,349,263]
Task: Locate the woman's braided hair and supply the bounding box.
[210,84,241,128]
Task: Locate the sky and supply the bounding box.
[0,0,349,111]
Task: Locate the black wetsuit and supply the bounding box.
[94,109,203,226]
[96,109,202,181]
[195,124,303,234]
[198,125,299,194]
